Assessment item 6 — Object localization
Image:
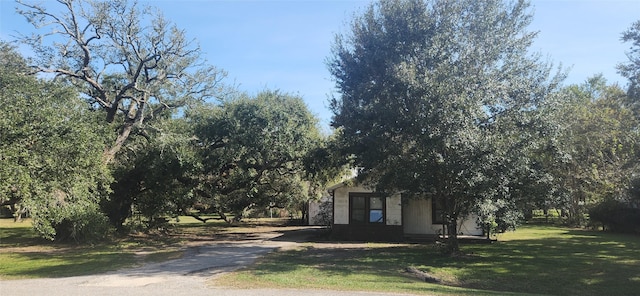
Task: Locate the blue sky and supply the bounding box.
[1,0,639,129]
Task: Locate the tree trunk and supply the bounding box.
[523,206,533,221]
[441,191,460,254]
[301,202,309,225]
[486,223,491,240]
[543,208,549,223]
[447,219,460,254]
[217,209,233,224]
[101,195,133,232]
[102,123,134,164]
[10,203,23,222]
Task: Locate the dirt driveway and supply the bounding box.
[0,227,418,296]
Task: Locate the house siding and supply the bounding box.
[403,197,483,236]
[330,182,483,240]
[332,185,357,225]
[331,184,403,241]
[403,198,438,235]
[458,214,482,236]
[308,194,331,225]
[385,193,402,226]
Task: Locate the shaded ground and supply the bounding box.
[0,226,420,296]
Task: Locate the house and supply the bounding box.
[308,194,332,226]
[328,181,483,241]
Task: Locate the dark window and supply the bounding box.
[351,195,366,223]
[350,193,385,224]
[432,197,444,224]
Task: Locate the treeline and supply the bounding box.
[325,0,640,253]
[0,0,346,241]
[0,40,344,240]
[1,0,639,244]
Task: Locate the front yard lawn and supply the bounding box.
[0,216,300,279]
[215,225,640,296]
[0,218,184,279]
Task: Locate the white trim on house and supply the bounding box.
[327,180,483,239]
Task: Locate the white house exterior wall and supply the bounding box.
[458,214,482,236]
[403,197,483,236]
[330,181,484,239]
[403,198,435,234]
[308,194,331,226]
[385,193,402,226]
[332,184,402,226]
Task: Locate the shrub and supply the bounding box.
[589,199,640,233]
[28,193,111,242]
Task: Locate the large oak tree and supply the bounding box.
[328,0,563,252]
[187,91,325,223]
[16,0,227,163]
[0,42,111,241]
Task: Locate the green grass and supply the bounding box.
[455,225,640,295]
[216,224,640,296]
[0,216,293,280]
[0,247,139,278]
[0,218,40,246]
[3,217,639,295]
[0,218,182,279]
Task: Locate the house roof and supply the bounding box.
[327,181,348,191]
[326,177,373,192]
[327,178,409,196]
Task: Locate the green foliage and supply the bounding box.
[313,200,333,226]
[0,42,112,241]
[13,0,230,233]
[540,75,639,225]
[618,19,640,107]
[589,199,640,233]
[475,198,522,236]
[102,117,201,230]
[28,199,110,242]
[189,91,326,222]
[618,19,640,207]
[303,130,353,197]
[328,0,563,250]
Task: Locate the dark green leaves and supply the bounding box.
[188,91,325,221]
[0,42,111,240]
[328,0,563,249]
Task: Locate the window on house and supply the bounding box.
[350,193,385,224]
[432,197,444,224]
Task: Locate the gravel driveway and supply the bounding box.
[0,228,418,296]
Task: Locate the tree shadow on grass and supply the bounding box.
[250,243,446,279]
[245,245,531,295]
[446,230,640,296]
[0,227,47,247]
[242,229,640,296]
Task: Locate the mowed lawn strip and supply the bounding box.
[0,216,303,280]
[2,217,638,296]
[0,218,184,279]
[215,225,640,296]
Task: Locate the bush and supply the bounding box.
[589,199,640,233]
[29,195,111,242]
[54,209,111,242]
